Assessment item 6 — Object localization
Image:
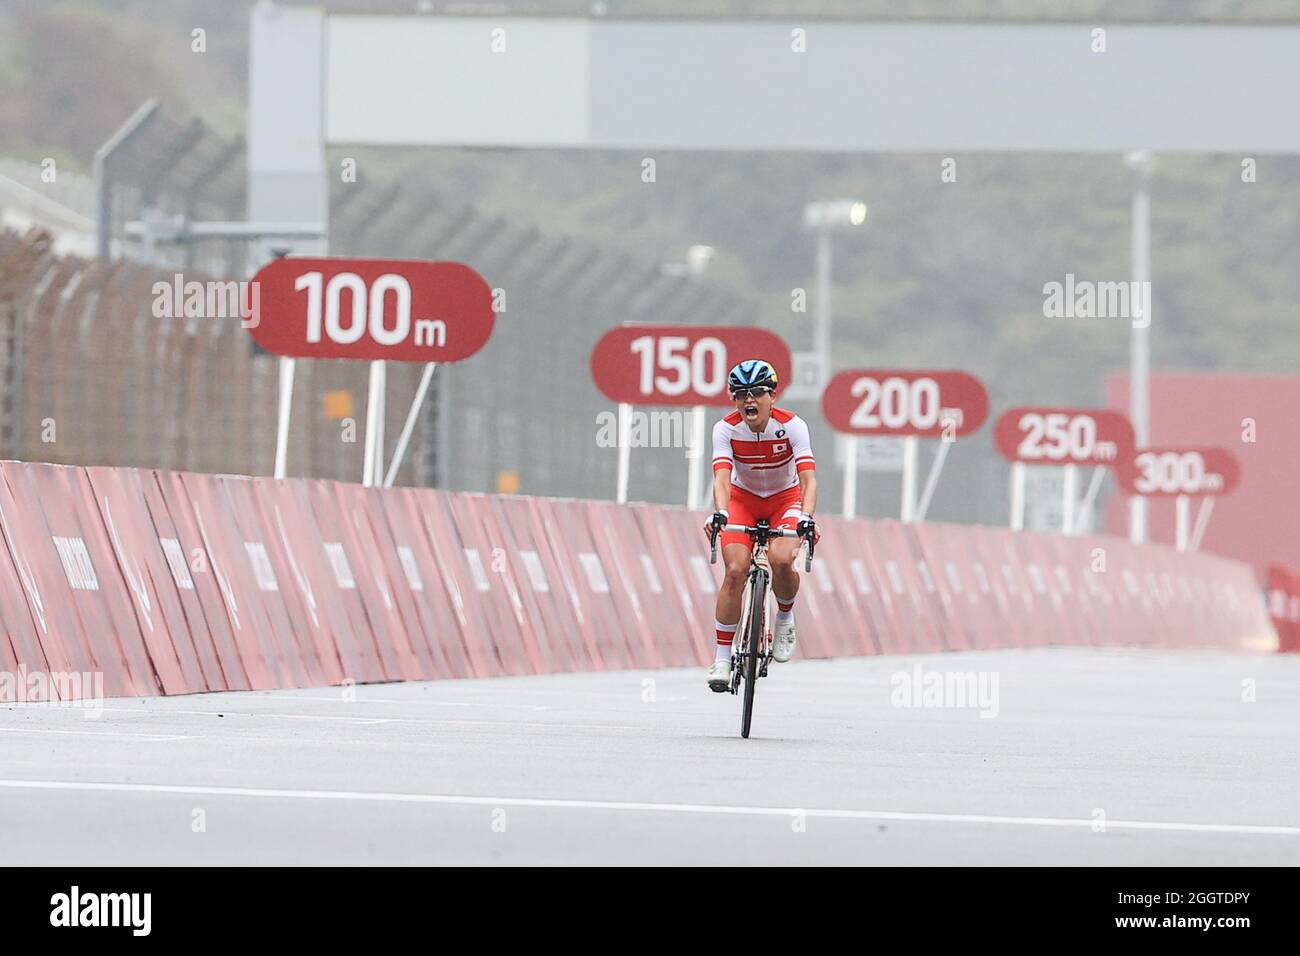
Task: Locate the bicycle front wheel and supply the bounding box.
[740,568,767,739]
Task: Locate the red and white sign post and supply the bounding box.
[821,370,988,520]
[246,257,495,485]
[590,325,792,505]
[993,408,1136,533]
[1115,446,1240,551]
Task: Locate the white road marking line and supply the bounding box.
[83,707,649,732]
[0,779,1294,836]
[252,695,550,711]
[0,729,194,742]
[91,707,397,725]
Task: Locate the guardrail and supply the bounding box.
[0,461,1277,700]
[1267,565,1300,653]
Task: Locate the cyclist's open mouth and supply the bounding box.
[743,403,759,419]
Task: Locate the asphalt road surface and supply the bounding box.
[2,647,1297,865]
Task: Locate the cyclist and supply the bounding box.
[703,359,820,692]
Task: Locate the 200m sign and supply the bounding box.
[245,257,495,362]
[821,370,989,438]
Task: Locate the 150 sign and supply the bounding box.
[591,325,792,406]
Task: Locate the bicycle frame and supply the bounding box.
[708,519,813,737]
[732,533,775,690]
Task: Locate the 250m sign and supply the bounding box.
[994,408,1136,465]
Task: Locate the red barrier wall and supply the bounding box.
[1267,565,1300,653]
[0,463,1279,700]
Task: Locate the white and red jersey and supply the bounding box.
[712,407,816,498]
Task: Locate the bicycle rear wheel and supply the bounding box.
[740,568,767,738]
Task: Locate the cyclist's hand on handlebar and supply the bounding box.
[704,509,729,540]
[797,514,820,546]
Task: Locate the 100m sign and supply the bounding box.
[245,257,494,363]
[294,272,444,348]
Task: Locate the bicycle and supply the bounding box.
[708,519,814,739]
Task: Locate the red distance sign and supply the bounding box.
[994,407,1135,466]
[821,369,989,437]
[590,325,791,406]
[1115,446,1241,496]
[245,257,494,362]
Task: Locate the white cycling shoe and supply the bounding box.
[707,659,732,693]
[772,618,797,662]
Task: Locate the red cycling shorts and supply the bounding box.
[721,483,804,550]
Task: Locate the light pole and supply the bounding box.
[660,245,715,508]
[1125,151,1154,543]
[94,98,160,262]
[803,199,867,515]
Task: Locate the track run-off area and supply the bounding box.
[2,647,1297,865]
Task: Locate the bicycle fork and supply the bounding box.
[737,564,773,684]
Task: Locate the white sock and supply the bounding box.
[775,608,794,626]
[713,620,736,663]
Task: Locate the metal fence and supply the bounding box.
[0,226,431,482]
[8,104,1019,513]
[0,101,762,502]
[0,225,756,500]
